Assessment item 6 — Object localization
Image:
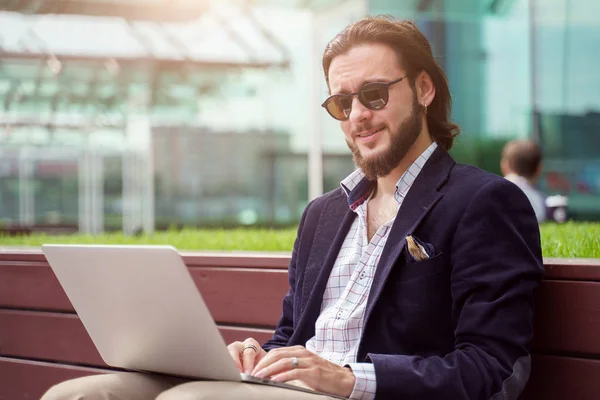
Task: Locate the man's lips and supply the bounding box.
[356,126,385,138]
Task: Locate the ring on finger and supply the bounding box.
[243,344,259,354]
[291,356,299,369]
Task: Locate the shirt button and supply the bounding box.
[337,311,343,319]
[360,271,366,279]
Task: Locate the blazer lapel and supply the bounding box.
[363,147,455,327]
[292,191,356,343]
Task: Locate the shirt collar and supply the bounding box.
[340,141,438,211]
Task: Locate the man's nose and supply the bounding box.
[348,96,372,124]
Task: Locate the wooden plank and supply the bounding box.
[182,252,290,269]
[0,310,274,366]
[189,267,288,326]
[0,249,290,269]
[0,310,106,366]
[520,355,600,400]
[3,249,600,278]
[532,281,600,356]
[0,357,107,400]
[0,250,47,262]
[0,262,289,326]
[0,262,73,311]
[543,258,600,281]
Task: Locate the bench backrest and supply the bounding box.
[1,250,599,399]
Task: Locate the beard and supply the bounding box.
[346,95,422,180]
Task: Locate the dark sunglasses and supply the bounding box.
[321,75,407,121]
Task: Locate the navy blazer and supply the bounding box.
[263,147,544,400]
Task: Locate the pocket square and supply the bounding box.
[406,235,434,261]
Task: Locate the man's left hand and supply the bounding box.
[251,345,356,398]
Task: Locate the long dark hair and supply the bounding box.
[322,16,460,150]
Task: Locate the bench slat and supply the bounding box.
[532,280,600,355]
[3,251,600,277]
[182,252,290,269]
[0,250,291,269]
[520,355,600,400]
[543,258,600,281]
[0,310,274,367]
[0,262,288,327]
[0,356,106,400]
[189,267,288,327]
[0,261,72,310]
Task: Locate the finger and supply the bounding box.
[254,356,307,379]
[271,368,323,394]
[251,346,306,376]
[226,342,244,371]
[274,364,356,398]
[253,357,294,379]
[271,368,307,385]
[241,338,262,374]
[241,346,259,374]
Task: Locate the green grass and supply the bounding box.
[0,228,299,252]
[539,222,600,258]
[1,223,599,258]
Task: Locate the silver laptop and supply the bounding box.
[42,244,346,399]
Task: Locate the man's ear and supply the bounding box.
[500,158,511,177]
[416,70,435,109]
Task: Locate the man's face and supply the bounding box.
[327,43,422,180]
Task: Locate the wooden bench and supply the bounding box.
[1,250,599,399]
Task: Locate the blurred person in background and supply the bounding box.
[42,16,544,400]
[500,139,546,223]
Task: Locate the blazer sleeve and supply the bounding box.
[368,178,545,400]
[262,199,314,351]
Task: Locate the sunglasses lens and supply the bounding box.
[325,96,352,120]
[360,84,388,110]
[323,81,392,120]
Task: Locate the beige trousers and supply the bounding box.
[41,372,341,400]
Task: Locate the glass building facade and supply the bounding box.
[0,0,598,233]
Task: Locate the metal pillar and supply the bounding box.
[18,147,34,225]
[122,149,139,235]
[123,115,154,235]
[308,12,324,201]
[142,122,155,235]
[78,136,104,234]
[529,0,540,143]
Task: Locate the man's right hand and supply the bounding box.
[227,338,267,375]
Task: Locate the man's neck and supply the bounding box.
[505,173,536,186]
[374,131,434,199]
